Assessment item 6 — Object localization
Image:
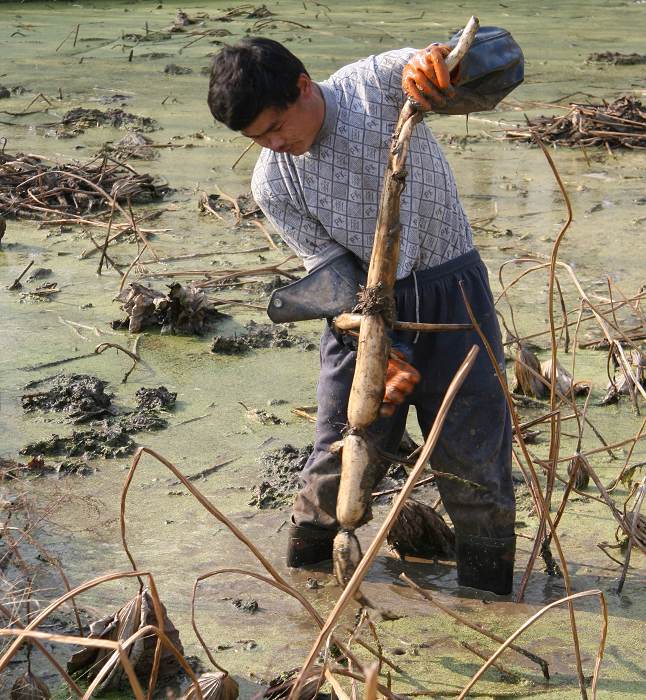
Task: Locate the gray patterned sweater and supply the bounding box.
[251,48,473,278]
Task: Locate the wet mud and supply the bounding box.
[21,373,114,422]
[0,1,645,699]
[18,373,174,459]
[250,443,313,509]
[0,455,95,477]
[135,385,177,411]
[587,51,646,65]
[20,422,136,459]
[211,321,316,355]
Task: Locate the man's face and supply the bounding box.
[241,74,322,156]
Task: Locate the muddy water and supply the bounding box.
[0,1,645,698]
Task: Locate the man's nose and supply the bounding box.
[266,134,286,151]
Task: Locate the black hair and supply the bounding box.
[207,37,309,131]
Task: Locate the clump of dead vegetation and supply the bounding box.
[113,282,228,334]
[505,95,645,148]
[56,107,159,138]
[0,151,169,220]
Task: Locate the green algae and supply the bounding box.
[0,1,645,698]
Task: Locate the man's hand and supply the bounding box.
[402,43,456,112]
[380,350,421,418]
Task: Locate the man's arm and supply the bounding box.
[252,164,346,272]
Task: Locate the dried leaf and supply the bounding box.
[540,358,586,396]
[387,498,455,559]
[183,672,239,700]
[512,344,545,398]
[67,587,183,691]
[114,282,226,335]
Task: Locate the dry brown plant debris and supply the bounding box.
[505,96,645,148]
[0,151,169,221]
[113,282,228,334]
[67,587,184,692]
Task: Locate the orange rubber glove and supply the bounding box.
[402,43,456,112]
[380,350,421,418]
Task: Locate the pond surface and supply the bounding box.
[0,1,644,698]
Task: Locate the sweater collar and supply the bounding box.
[313,81,338,144]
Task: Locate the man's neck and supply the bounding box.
[309,83,328,147]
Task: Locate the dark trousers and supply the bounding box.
[292,249,515,541]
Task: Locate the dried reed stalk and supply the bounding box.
[5,165,159,261]
[459,284,588,700]
[607,415,646,491]
[400,573,549,679]
[94,340,141,383]
[0,602,83,697]
[616,476,646,593]
[120,449,366,671]
[120,448,322,626]
[0,627,146,700]
[191,568,326,673]
[2,525,83,636]
[504,96,645,148]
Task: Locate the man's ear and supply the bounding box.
[297,73,312,96]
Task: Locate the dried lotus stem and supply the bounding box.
[120,449,365,671]
[0,603,82,698]
[616,477,646,593]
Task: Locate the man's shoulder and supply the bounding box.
[328,48,416,86]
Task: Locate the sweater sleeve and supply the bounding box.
[251,152,347,272]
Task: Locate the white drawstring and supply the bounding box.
[412,270,420,344]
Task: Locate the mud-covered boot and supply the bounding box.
[456,534,516,595]
[286,520,335,568]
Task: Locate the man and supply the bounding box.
[208,34,520,595]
